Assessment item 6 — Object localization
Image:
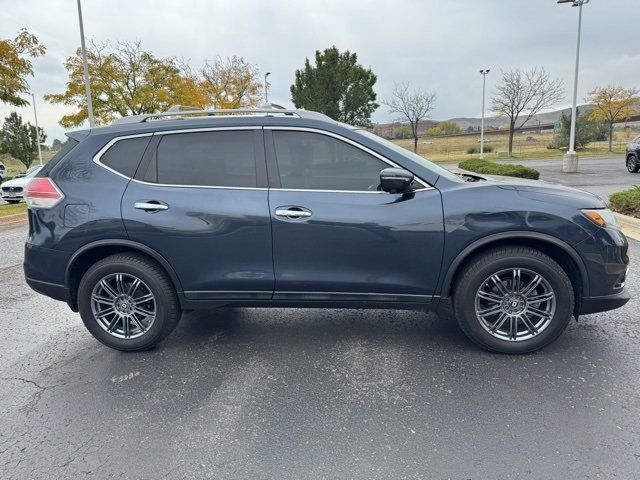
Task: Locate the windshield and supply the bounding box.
[355,129,462,182]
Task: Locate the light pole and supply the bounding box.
[558,0,589,173]
[30,93,43,166]
[76,0,95,127]
[264,72,271,104]
[479,69,490,159]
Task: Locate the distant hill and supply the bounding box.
[371,105,594,139]
[446,105,594,130]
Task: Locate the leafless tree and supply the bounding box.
[491,67,564,156]
[384,82,437,153]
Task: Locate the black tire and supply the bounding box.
[452,246,574,354]
[627,154,640,173]
[78,253,181,351]
[5,200,21,204]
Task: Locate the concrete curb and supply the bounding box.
[614,212,640,242]
[0,212,28,227]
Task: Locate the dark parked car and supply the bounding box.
[24,108,630,354]
[626,135,640,172]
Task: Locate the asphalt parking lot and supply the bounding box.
[0,221,639,479]
[444,155,640,201]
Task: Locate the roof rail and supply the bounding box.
[110,106,333,125]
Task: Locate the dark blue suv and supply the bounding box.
[23,108,630,354]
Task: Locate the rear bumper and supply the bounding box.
[25,276,66,302]
[578,289,630,315]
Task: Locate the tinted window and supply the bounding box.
[155,131,256,187]
[101,137,151,178]
[37,139,79,177]
[272,131,388,191]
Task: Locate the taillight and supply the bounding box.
[24,178,64,209]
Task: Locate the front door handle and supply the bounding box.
[275,207,312,219]
[134,201,169,212]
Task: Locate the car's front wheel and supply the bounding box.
[78,253,181,351]
[627,154,640,173]
[453,246,574,354]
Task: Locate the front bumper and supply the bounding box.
[578,289,630,315]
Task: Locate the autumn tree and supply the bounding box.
[291,46,378,126]
[425,120,461,137]
[0,112,47,168]
[0,29,46,106]
[45,41,208,127]
[491,67,564,156]
[200,55,262,109]
[384,82,437,153]
[586,86,639,151]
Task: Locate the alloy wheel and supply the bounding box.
[90,273,156,339]
[474,268,556,342]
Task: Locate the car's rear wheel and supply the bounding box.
[78,253,181,351]
[627,154,640,173]
[453,246,574,354]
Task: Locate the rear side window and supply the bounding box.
[37,139,79,177]
[153,131,257,187]
[100,136,151,178]
[272,131,388,191]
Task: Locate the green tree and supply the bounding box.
[291,46,378,126]
[549,108,605,150]
[425,121,461,137]
[0,29,46,106]
[394,125,413,139]
[0,112,46,168]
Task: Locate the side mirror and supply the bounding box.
[380,168,414,194]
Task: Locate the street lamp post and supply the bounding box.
[76,0,95,127]
[264,72,271,104]
[559,0,589,173]
[479,69,490,160]
[30,93,43,166]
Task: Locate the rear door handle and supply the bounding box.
[275,207,312,219]
[134,201,169,212]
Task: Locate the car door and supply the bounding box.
[121,127,274,300]
[265,128,444,303]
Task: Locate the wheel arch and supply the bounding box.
[65,239,185,311]
[440,232,589,302]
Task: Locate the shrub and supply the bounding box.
[458,158,540,180]
[609,186,640,218]
[466,145,494,154]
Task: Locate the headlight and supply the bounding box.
[581,208,619,229]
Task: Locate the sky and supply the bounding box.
[2,0,639,142]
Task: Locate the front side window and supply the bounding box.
[272,131,388,191]
[153,130,257,187]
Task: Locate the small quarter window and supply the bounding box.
[101,137,151,178]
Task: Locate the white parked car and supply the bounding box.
[1,166,43,204]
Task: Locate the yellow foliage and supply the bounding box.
[587,86,639,124]
[45,42,263,127]
[0,29,46,107]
